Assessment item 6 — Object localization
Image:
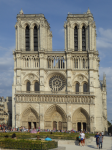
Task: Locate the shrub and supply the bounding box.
[0,138,58,150]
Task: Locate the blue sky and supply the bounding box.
[0,0,112,123]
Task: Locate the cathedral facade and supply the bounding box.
[12,9,107,132]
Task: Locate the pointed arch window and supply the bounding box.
[74,26,78,51]
[35,82,39,91]
[27,81,30,91]
[82,26,86,51]
[34,26,38,51]
[76,83,79,93]
[83,83,88,92]
[25,25,30,51]
[27,58,29,67]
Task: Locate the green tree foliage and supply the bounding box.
[108,121,111,127]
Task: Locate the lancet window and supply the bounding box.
[83,59,85,68]
[25,26,30,51]
[34,26,38,51]
[83,83,88,92]
[76,83,79,93]
[27,81,30,91]
[82,26,86,51]
[35,82,39,91]
[74,26,78,51]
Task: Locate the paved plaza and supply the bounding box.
[59,136,112,150]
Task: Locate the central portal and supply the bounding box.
[44,104,67,130]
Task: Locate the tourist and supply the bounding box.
[78,133,81,146]
[12,133,17,139]
[80,131,85,146]
[94,132,99,149]
[37,135,41,140]
[83,133,86,146]
[98,133,103,149]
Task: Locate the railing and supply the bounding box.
[16,91,93,95]
[47,56,66,69]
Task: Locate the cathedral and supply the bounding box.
[12,8,107,132]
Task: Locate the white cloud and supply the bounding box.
[97,28,112,49]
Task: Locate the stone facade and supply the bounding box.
[12,9,108,132]
[0,97,9,125]
[6,97,12,126]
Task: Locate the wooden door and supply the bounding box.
[53,121,57,130]
[58,121,62,130]
[77,122,81,131]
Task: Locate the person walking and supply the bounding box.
[78,133,81,146]
[94,132,99,149]
[102,131,104,136]
[98,133,103,149]
[80,131,85,146]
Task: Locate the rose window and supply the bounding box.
[49,75,66,91]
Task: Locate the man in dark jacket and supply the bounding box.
[94,132,99,148]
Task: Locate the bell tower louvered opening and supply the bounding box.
[34,26,38,51]
[74,26,78,51]
[82,26,86,51]
[25,26,30,51]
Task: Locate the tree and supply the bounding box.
[108,121,111,127]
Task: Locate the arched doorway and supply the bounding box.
[72,107,90,131]
[21,106,39,129]
[44,105,67,130]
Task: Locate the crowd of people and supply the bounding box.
[0,125,92,134]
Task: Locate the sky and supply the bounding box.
[0,0,112,122]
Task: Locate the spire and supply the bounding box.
[87,8,91,14]
[103,73,106,87]
[20,9,24,15]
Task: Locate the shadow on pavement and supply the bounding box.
[87,145,96,149]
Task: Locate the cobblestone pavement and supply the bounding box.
[58,136,112,150]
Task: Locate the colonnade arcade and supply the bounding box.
[20,105,90,131]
